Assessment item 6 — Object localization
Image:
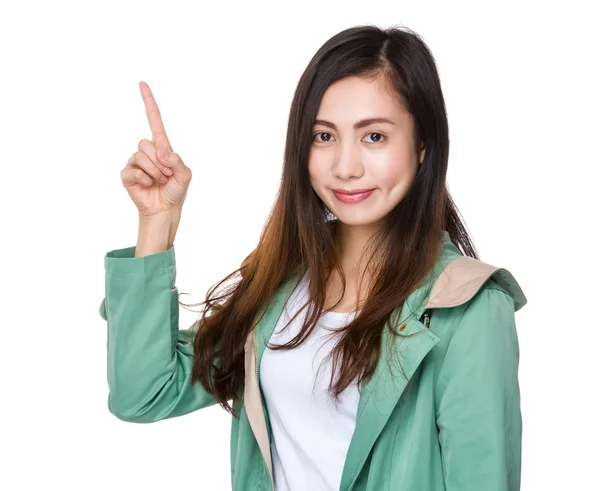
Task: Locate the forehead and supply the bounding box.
[315,76,408,124]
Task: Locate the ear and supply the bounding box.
[419,144,426,164]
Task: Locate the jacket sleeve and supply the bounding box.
[100,245,219,423]
[435,285,522,490]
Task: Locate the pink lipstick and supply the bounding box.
[331,189,375,203]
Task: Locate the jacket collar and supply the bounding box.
[244,229,528,490]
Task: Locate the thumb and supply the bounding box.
[156,148,189,181]
[157,148,180,171]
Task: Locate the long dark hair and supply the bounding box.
[187,24,478,417]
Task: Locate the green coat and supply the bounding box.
[100,230,527,490]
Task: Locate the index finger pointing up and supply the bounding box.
[139,81,172,151]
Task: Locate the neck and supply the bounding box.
[333,219,383,281]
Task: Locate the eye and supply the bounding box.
[363,132,386,143]
[311,131,386,144]
[313,132,335,143]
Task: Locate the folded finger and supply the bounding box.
[131,149,168,184]
[138,139,172,176]
[121,166,154,188]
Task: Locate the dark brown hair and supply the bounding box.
[187,24,478,417]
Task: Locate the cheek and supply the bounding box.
[307,155,325,184]
[307,157,331,205]
[374,158,418,194]
[377,144,418,183]
[380,165,404,185]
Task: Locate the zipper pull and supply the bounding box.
[421,309,431,328]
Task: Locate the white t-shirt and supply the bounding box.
[260,269,362,491]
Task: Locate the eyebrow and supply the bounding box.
[313,117,397,130]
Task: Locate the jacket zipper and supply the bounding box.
[253,327,263,408]
[422,309,431,328]
[253,327,273,489]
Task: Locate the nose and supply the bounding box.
[332,142,364,180]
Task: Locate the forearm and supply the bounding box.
[135,210,181,257]
[103,241,219,422]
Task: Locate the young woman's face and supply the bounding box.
[308,75,425,228]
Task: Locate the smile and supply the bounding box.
[332,189,374,203]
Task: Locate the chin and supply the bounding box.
[331,211,387,228]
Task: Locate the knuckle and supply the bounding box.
[137,138,149,150]
[135,150,150,168]
[121,168,133,186]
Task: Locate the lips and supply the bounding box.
[332,189,374,203]
[331,188,374,195]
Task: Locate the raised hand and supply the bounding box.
[120,81,193,218]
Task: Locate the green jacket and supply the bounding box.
[100,230,527,490]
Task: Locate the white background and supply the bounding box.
[1,0,598,489]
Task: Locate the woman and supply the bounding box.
[100,24,527,491]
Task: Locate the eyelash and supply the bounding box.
[312,132,386,144]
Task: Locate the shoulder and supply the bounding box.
[424,256,527,354]
[426,255,528,313]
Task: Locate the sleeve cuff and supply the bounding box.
[104,245,176,275]
[100,245,177,321]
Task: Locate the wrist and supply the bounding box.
[136,210,181,257]
[139,208,182,224]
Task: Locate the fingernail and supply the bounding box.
[164,167,173,175]
[160,176,168,184]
